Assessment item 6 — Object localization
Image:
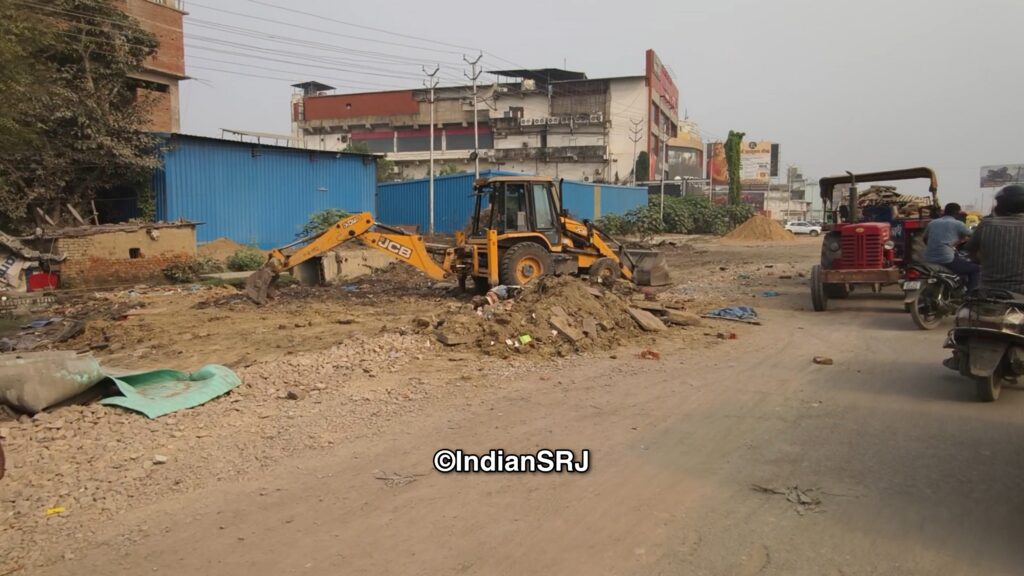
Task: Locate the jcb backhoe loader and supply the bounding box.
[245,175,670,303]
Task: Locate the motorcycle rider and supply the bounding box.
[923,202,979,290]
[964,185,1024,294]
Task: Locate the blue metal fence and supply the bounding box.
[154,134,376,249]
[377,172,646,233]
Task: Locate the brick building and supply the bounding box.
[27,222,197,288]
[116,0,186,133]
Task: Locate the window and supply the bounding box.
[532,184,554,230]
[504,184,528,231]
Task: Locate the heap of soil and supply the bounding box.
[723,215,796,242]
[429,275,643,357]
[198,237,248,262]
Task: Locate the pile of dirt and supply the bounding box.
[723,215,796,242]
[424,276,646,357]
[197,237,248,262]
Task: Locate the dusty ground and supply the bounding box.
[7,235,1023,575]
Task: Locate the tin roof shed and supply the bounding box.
[154,133,376,249]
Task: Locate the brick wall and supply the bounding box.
[116,0,185,78]
[40,226,196,288]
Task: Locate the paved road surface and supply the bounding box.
[40,288,1024,575]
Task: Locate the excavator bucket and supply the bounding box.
[244,268,278,305]
[626,249,672,286]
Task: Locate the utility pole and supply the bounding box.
[423,65,440,235]
[463,53,483,180]
[628,117,643,185]
[659,122,668,223]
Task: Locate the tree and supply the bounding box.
[0,0,161,231]
[724,130,746,206]
[344,141,400,182]
[634,151,650,183]
[438,162,460,176]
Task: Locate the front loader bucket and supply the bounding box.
[244,268,279,305]
[627,249,672,286]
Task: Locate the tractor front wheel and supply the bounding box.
[811,265,828,312]
[500,242,553,286]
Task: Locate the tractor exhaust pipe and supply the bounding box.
[846,170,858,223]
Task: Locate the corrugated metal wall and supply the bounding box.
[377,172,647,233]
[155,135,375,248]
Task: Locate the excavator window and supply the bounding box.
[500,183,529,232]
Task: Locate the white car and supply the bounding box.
[784,221,822,236]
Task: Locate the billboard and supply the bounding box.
[705,141,780,185]
[980,165,1024,188]
[666,146,703,180]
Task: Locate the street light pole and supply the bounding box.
[463,53,482,180]
[423,65,440,235]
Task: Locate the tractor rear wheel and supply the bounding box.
[500,242,553,286]
[588,257,620,287]
[811,265,827,311]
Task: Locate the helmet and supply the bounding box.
[995,185,1024,215]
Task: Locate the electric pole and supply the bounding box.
[628,117,643,186]
[464,53,483,180]
[423,65,440,235]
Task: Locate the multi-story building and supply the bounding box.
[291,50,691,183]
[116,0,186,132]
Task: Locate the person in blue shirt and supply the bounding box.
[923,202,979,289]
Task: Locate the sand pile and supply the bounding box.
[198,237,249,261]
[426,276,643,357]
[723,215,796,242]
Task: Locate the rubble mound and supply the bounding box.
[723,215,796,242]
[429,275,643,357]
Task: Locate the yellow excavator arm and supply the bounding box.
[246,212,451,303]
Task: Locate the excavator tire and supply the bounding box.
[500,242,553,286]
[588,257,620,287]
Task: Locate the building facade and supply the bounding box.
[291,50,689,184]
[116,0,186,132]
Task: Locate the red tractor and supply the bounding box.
[811,167,940,311]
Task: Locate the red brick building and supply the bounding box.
[115,0,186,133]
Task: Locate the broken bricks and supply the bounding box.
[626,308,667,332]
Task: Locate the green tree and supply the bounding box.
[344,141,399,182]
[724,130,745,206]
[634,151,650,183]
[0,0,161,231]
[438,162,460,176]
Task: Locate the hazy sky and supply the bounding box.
[180,0,1024,209]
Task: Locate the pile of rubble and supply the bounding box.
[857,185,934,218]
[422,276,703,357]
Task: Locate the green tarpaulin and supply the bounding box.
[99,364,241,419]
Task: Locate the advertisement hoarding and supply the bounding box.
[980,165,1024,188]
[705,141,780,185]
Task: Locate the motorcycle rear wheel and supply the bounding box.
[910,289,943,330]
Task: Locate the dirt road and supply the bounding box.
[31,249,1024,575]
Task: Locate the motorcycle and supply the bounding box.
[943,289,1024,401]
[903,262,967,330]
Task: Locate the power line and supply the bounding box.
[186,1,466,57]
[242,0,528,70]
